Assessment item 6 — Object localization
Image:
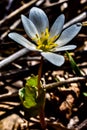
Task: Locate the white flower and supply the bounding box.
[8,7,82,66]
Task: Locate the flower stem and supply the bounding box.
[37,56,43,95]
[37,56,47,130]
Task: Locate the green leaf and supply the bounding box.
[18,75,38,109]
[23,75,38,108]
[66,51,82,76]
[18,75,45,118]
[26,75,38,88]
[19,87,25,102]
[23,84,37,108]
[24,87,45,119]
[83,92,87,97]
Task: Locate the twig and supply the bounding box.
[0,90,18,100]
[0,19,21,40]
[0,48,29,69]
[42,0,68,8]
[0,75,87,100]
[76,119,87,130]
[0,0,38,26]
[45,76,87,90]
[63,11,87,29]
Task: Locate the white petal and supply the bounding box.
[50,14,65,37]
[8,33,36,51]
[21,15,39,39]
[41,52,64,66]
[55,23,82,47]
[29,7,49,34]
[53,45,76,52]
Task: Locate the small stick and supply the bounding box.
[0,0,38,26]
[76,119,87,130]
[45,76,87,90]
[43,0,68,8]
[0,48,29,69]
[0,0,38,40]
[63,12,87,29]
[0,19,21,40]
[0,75,87,100]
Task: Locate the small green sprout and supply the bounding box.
[66,51,82,76]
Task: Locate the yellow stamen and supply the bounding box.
[33,28,58,51]
[82,21,87,26]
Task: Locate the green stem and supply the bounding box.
[37,56,47,130]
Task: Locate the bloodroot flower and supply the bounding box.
[8,7,82,66]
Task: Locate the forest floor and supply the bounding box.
[0,0,87,130]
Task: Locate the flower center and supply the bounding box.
[34,28,58,51]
